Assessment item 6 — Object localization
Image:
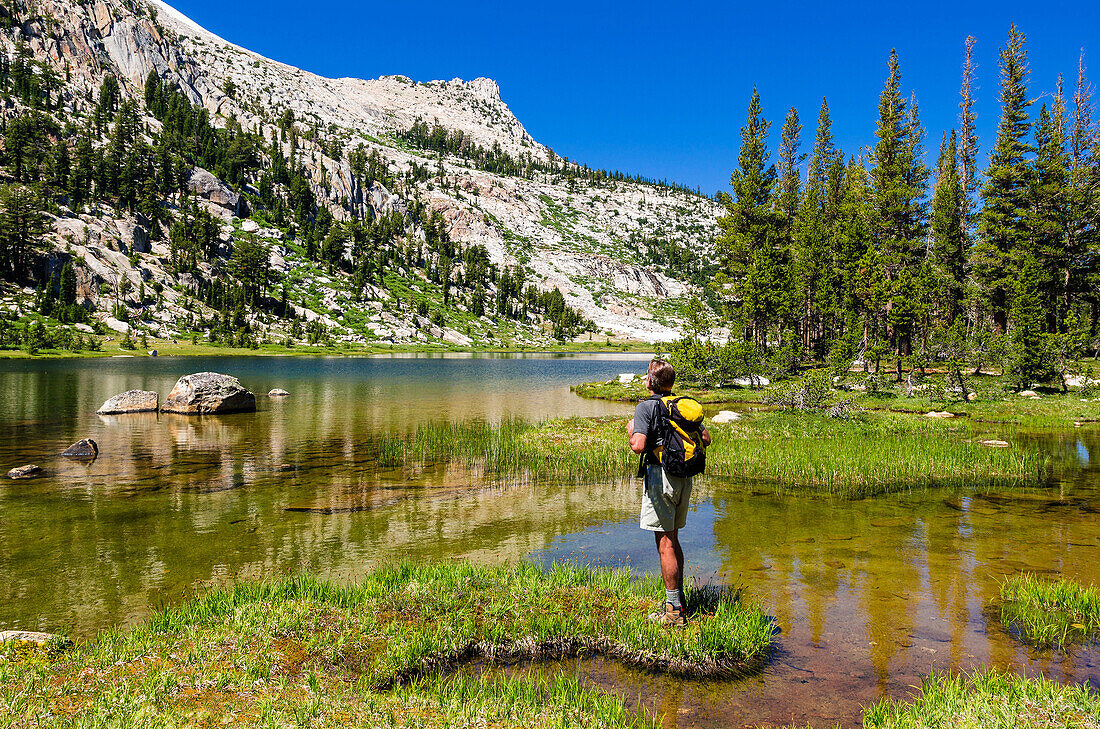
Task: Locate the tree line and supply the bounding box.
[701,27,1099,389]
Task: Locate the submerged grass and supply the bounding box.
[1000,574,1100,648]
[0,562,771,728]
[374,410,1043,497]
[862,669,1100,728]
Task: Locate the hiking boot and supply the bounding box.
[647,602,687,628]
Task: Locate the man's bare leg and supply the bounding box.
[654,530,685,607]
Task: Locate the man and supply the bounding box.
[626,358,710,627]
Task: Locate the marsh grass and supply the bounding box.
[862,669,1100,728]
[1000,574,1100,648]
[0,562,771,728]
[574,374,1100,427]
[371,411,1043,498]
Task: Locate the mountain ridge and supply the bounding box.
[1,0,717,349]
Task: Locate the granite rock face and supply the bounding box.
[97,390,159,414]
[161,372,256,415]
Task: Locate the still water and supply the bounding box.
[0,354,1097,727]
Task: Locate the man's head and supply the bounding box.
[646,359,675,394]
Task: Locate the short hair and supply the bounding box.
[648,359,675,392]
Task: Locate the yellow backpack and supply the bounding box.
[638,394,706,478]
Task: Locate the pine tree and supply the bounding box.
[1067,52,1100,338]
[793,99,837,354]
[977,26,1033,334]
[717,86,788,350]
[959,36,980,231]
[1008,254,1049,388]
[1027,99,1070,332]
[775,107,804,229]
[930,131,967,324]
[869,50,929,357]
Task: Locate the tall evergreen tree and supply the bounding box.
[717,86,788,349]
[959,36,980,230]
[1028,99,1070,332]
[794,99,838,354]
[869,50,929,356]
[776,107,804,229]
[931,131,967,324]
[977,26,1033,333]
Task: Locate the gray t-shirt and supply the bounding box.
[633,396,664,453]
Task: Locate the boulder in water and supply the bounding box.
[61,439,98,460]
[97,390,159,415]
[7,465,42,479]
[161,372,256,415]
[268,388,290,397]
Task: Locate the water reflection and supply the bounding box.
[2,356,1099,727]
[531,429,1100,727]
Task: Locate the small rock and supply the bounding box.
[268,389,290,397]
[0,630,69,646]
[731,375,771,387]
[148,349,158,357]
[7,465,42,479]
[61,439,98,460]
[925,411,955,419]
[967,393,978,401]
[617,373,636,384]
[711,411,741,423]
[1019,390,1040,398]
[161,372,256,415]
[97,390,159,415]
[982,440,1010,448]
[240,219,260,233]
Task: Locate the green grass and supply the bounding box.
[371,412,1044,498]
[572,378,750,404]
[573,370,1100,427]
[0,562,771,728]
[862,669,1100,728]
[1000,574,1100,648]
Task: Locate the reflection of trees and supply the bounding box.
[709,469,1100,701]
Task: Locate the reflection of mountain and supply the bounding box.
[0,355,647,634]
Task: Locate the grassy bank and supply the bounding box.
[573,371,1100,428]
[1000,574,1100,648]
[861,669,1100,728]
[375,411,1043,497]
[0,562,770,729]
[0,338,654,360]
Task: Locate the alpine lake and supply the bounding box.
[0,353,1097,727]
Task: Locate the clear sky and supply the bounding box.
[166,0,1099,195]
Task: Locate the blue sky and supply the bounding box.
[167,0,1099,195]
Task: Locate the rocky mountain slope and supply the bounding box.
[4,0,718,346]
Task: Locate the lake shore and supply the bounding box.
[0,339,657,360]
[572,370,1100,428]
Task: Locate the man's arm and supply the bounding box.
[626,418,648,454]
[701,427,711,446]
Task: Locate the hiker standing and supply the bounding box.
[626,358,710,627]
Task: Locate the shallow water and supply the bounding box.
[1,354,1098,727]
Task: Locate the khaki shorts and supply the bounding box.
[640,464,692,532]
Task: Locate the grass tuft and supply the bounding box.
[1000,574,1100,648]
[862,669,1100,728]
